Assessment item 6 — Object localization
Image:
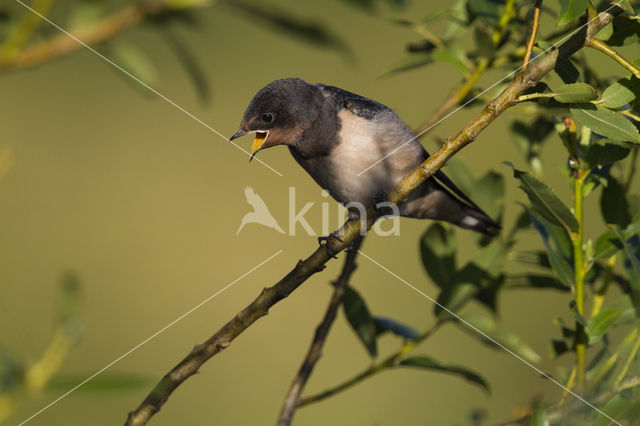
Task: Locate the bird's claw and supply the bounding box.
[318,231,343,258]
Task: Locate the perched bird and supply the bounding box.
[230,78,499,235]
[236,186,285,235]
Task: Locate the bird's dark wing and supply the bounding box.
[342,98,388,120]
[432,170,484,212]
[316,84,390,120]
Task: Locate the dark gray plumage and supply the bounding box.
[230,78,499,235]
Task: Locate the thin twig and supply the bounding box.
[522,0,543,70]
[298,320,443,407]
[124,4,623,424]
[277,236,364,426]
[588,37,640,78]
[0,0,204,71]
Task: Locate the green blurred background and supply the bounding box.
[0,0,636,425]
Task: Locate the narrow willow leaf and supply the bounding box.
[432,50,469,74]
[399,355,489,391]
[459,314,542,363]
[600,78,638,108]
[584,141,630,168]
[553,83,598,103]
[587,309,622,344]
[435,283,478,319]
[558,0,588,26]
[511,167,579,232]
[571,105,640,143]
[420,224,457,289]
[611,225,640,317]
[530,406,549,426]
[342,286,377,357]
[554,59,580,83]
[592,394,640,426]
[593,218,640,260]
[505,273,569,291]
[227,0,349,52]
[528,210,574,288]
[108,43,159,94]
[372,316,420,340]
[604,15,640,46]
[600,177,635,227]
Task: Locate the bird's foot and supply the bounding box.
[318,231,343,258]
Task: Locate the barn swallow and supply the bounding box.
[230,78,499,236]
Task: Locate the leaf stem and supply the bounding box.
[572,169,587,390]
[516,92,554,102]
[588,37,640,79]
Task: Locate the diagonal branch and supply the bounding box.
[0,0,205,71]
[124,3,624,424]
[277,236,364,426]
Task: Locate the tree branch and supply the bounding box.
[0,0,205,71]
[277,236,364,426]
[522,0,543,70]
[124,3,623,424]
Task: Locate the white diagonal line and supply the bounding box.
[13,0,283,177]
[357,0,626,176]
[17,249,283,426]
[356,249,622,426]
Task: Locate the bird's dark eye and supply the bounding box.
[262,113,274,123]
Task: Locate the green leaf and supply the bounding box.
[511,167,579,233]
[420,224,457,288]
[584,140,631,168]
[372,316,420,340]
[459,314,542,363]
[47,372,153,393]
[611,225,640,317]
[592,394,640,426]
[557,0,588,26]
[554,59,580,84]
[587,309,622,344]
[530,406,549,426]
[553,83,598,103]
[399,355,489,391]
[226,0,349,52]
[594,217,640,260]
[600,78,638,108]
[381,53,432,77]
[505,273,569,291]
[528,210,574,288]
[603,15,640,46]
[435,283,478,319]
[342,286,377,357]
[432,49,469,74]
[571,104,640,143]
[108,43,158,93]
[600,177,636,227]
[444,0,470,39]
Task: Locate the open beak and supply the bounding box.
[249,131,269,162]
[229,129,269,162]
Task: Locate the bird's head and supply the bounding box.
[229,78,321,160]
